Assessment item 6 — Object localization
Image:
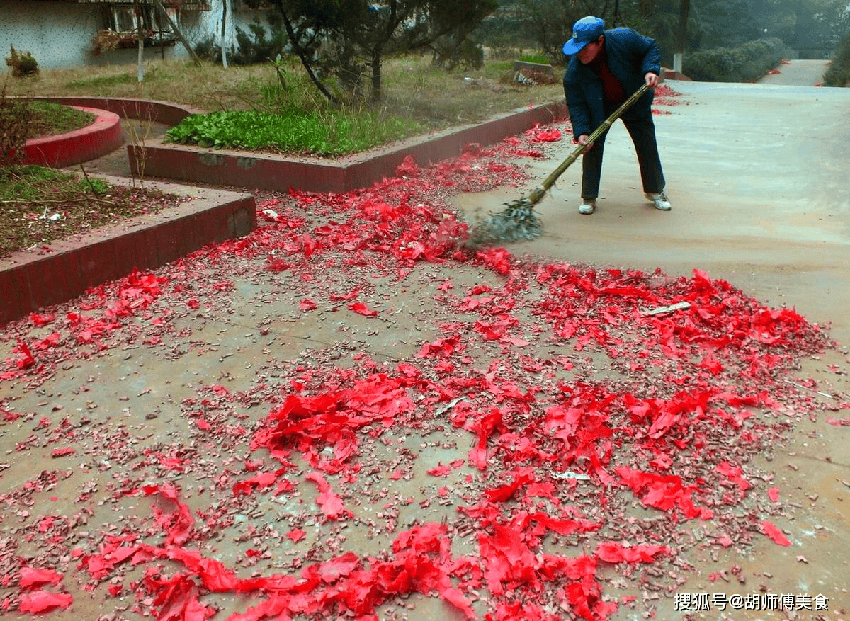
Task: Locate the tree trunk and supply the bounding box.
[151,0,202,65]
[278,9,339,104]
[676,0,690,69]
[135,0,145,82]
[370,48,382,104]
[221,0,228,68]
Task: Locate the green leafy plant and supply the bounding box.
[166,108,423,156]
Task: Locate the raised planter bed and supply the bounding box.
[22,106,122,168]
[0,179,254,326]
[128,101,569,194]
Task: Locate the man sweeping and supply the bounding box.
[563,16,671,215]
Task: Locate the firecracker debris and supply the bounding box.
[1,87,849,621]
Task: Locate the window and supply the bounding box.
[101,2,179,45]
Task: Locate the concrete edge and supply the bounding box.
[129,101,570,193]
[27,96,201,126]
[0,178,255,327]
[23,107,123,168]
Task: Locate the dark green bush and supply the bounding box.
[823,32,850,87]
[5,45,39,78]
[683,38,786,82]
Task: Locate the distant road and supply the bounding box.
[758,58,830,85]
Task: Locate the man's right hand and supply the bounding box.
[578,134,594,151]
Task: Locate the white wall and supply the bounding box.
[179,1,278,56]
[0,1,189,71]
[0,0,277,73]
[1,1,102,70]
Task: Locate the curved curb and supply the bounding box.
[2,96,568,327]
[27,96,201,126]
[23,106,123,169]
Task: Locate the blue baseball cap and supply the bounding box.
[562,16,605,55]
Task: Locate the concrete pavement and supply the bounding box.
[758,58,831,86]
[1,64,849,620]
[453,70,850,618]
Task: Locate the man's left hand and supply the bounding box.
[645,72,659,89]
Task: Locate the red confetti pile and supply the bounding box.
[0,88,840,620]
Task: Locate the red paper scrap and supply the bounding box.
[287,529,306,542]
[348,302,378,317]
[595,541,669,564]
[19,568,63,589]
[305,472,351,520]
[19,591,73,613]
[140,484,195,546]
[760,520,791,546]
[616,466,713,520]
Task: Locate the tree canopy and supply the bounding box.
[481,0,849,65]
[264,0,498,103]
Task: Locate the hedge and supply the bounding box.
[683,38,787,82]
[823,33,850,87]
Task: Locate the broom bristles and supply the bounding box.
[471,197,543,243]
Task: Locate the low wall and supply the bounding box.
[129,102,569,194]
[23,106,123,168]
[0,182,255,326]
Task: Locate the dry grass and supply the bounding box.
[6,54,565,130]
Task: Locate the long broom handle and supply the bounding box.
[527,83,650,205]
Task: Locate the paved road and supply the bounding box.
[2,65,848,621]
[758,58,831,86]
[453,73,850,618]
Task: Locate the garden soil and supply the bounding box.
[1,63,849,621]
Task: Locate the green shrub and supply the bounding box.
[823,32,850,87]
[5,45,39,78]
[518,54,551,65]
[683,38,787,82]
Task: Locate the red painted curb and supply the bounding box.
[23,107,123,168]
[130,102,569,193]
[27,96,200,126]
[0,185,256,327]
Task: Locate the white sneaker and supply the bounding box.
[578,200,597,215]
[646,191,672,211]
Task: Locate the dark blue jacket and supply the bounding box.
[563,28,662,138]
